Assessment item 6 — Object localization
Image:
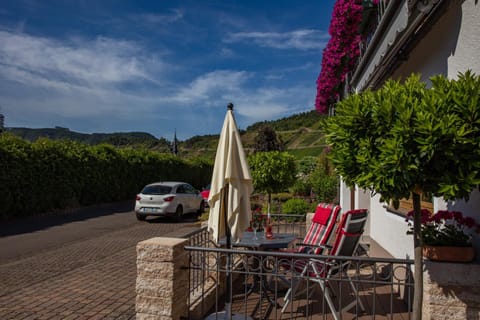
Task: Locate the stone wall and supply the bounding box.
[423,260,480,319]
[136,237,189,320]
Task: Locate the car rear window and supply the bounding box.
[142,185,172,195]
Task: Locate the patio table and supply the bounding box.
[220,232,297,318]
[224,231,297,250]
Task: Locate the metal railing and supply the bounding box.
[359,0,391,59]
[184,214,306,318]
[185,246,414,320]
[186,225,211,247]
[183,213,413,319]
[269,213,307,239]
[184,226,217,314]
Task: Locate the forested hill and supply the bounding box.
[182,110,327,158]
[6,110,327,158]
[7,126,172,152]
[246,110,324,132]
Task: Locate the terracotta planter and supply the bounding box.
[422,245,475,262]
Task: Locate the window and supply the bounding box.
[388,192,433,216]
[142,185,171,195]
[184,184,197,194]
[176,185,186,194]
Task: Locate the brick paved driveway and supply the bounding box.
[0,202,202,319]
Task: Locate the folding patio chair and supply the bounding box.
[288,202,341,254]
[274,203,340,300]
[281,209,369,319]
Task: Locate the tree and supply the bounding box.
[292,152,339,203]
[254,125,283,152]
[248,151,296,213]
[325,71,480,320]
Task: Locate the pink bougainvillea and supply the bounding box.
[315,0,363,113]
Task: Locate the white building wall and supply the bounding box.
[368,195,414,259]
[392,0,480,81]
[339,180,352,212]
[447,0,480,78]
[448,190,480,260]
[355,188,371,236]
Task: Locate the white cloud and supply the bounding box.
[0,30,168,123]
[225,29,329,50]
[170,70,251,105]
[220,47,235,57]
[231,85,314,123]
[134,9,184,25]
[0,31,162,89]
[0,29,316,139]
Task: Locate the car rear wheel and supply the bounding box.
[175,205,183,221]
[136,213,146,221]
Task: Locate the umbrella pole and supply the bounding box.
[222,184,233,320]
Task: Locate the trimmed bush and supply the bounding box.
[282,198,311,215]
[0,133,212,220]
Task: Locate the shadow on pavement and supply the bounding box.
[0,201,135,237]
[144,212,203,224]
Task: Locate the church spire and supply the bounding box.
[172,129,178,156]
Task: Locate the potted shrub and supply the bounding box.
[406,209,479,262]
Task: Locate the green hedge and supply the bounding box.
[281,198,316,222]
[0,134,213,220]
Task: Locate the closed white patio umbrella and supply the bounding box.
[206,103,253,320]
[208,103,253,244]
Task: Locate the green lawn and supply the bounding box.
[286,146,325,158]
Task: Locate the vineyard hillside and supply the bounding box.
[6,110,327,159]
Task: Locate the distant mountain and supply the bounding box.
[5,110,328,159]
[6,126,172,152]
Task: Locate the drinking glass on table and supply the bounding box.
[252,220,259,240]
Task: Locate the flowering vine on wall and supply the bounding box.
[315,0,365,113]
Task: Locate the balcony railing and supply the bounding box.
[185,246,414,319]
[183,214,414,320]
[185,214,307,316]
[359,0,391,60]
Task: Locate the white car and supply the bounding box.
[134,181,204,221]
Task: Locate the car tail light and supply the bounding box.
[163,196,175,202]
[136,195,141,201]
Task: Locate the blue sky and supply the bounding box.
[0,0,335,140]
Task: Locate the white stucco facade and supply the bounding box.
[391,0,480,82]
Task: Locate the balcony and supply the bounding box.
[186,243,413,319]
[183,215,413,320]
[135,213,480,319]
[351,0,447,92]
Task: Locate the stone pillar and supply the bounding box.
[423,260,480,319]
[136,237,189,320]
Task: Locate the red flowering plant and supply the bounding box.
[315,0,364,113]
[248,207,266,232]
[406,209,480,247]
[315,0,386,113]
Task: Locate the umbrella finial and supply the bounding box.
[227,103,234,111]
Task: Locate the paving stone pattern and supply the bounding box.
[0,219,199,320]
